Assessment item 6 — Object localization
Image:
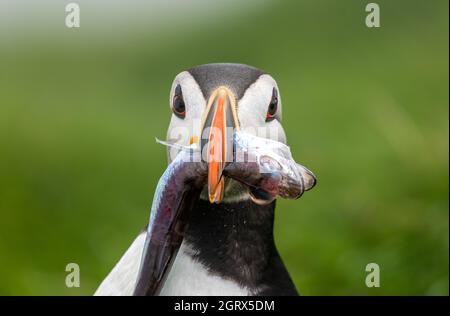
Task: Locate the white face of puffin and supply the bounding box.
[236,74,286,144]
[166,69,287,203]
[166,71,207,153]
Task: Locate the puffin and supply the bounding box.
[95,63,314,296]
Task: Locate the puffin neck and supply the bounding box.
[183,198,277,289]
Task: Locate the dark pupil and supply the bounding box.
[174,95,185,113]
[268,100,277,115]
[173,84,185,115]
[268,88,278,116]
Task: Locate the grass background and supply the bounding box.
[0,0,448,295]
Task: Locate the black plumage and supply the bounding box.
[184,198,298,295]
[188,63,264,100]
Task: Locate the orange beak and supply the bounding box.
[200,87,239,203]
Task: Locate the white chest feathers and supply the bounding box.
[94,232,251,296]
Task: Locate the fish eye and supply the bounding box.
[265,87,278,122]
[260,155,282,171]
[172,84,186,119]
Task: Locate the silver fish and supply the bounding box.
[133,131,316,295]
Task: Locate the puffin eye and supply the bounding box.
[172,84,186,119]
[266,87,278,122]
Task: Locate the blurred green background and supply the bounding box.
[0,0,448,295]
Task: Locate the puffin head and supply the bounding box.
[166,63,289,204]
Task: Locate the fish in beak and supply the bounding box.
[133,130,316,295]
[200,86,239,203]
